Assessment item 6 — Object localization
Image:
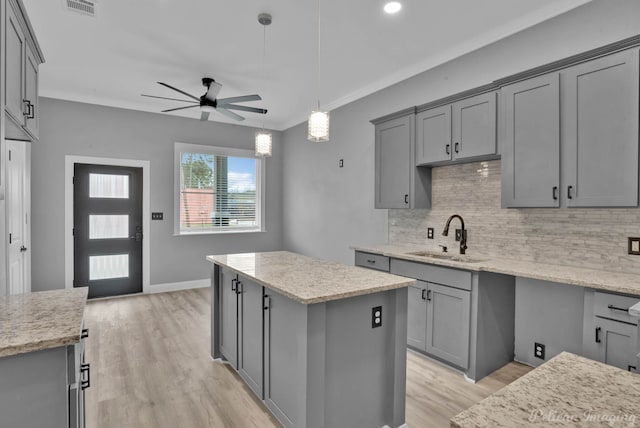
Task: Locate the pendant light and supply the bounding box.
[255,13,273,157]
[308,0,329,142]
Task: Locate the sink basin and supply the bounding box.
[405,251,487,264]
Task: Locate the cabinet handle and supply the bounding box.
[454,142,459,153]
[231,278,237,292]
[22,100,30,116]
[366,259,376,264]
[629,365,637,372]
[426,289,431,301]
[445,144,450,155]
[595,327,601,343]
[421,289,426,300]
[81,363,91,390]
[81,328,89,339]
[27,102,34,119]
[567,185,573,199]
[404,194,409,204]
[552,186,558,200]
[607,304,630,313]
[235,281,243,295]
[263,294,271,310]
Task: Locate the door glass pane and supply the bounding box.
[89,174,129,198]
[89,254,129,280]
[89,215,128,239]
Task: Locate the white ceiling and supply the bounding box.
[23,0,591,131]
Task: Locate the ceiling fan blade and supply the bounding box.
[217,94,261,105]
[204,82,223,102]
[141,94,198,103]
[161,105,200,113]
[222,104,267,115]
[200,111,210,121]
[216,108,245,121]
[157,82,200,101]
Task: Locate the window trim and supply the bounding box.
[173,142,265,235]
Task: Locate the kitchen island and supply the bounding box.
[207,251,415,428]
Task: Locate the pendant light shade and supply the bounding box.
[255,130,272,156]
[308,110,330,142]
[255,13,272,157]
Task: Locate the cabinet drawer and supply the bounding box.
[390,259,471,291]
[594,292,639,325]
[355,251,390,272]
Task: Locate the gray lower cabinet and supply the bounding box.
[219,267,238,369]
[0,335,88,427]
[237,276,264,398]
[416,91,497,166]
[502,47,639,208]
[373,111,431,209]
[407,283,427,351]
[425,282,471,369]
[500,73,560,208]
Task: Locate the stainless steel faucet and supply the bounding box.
[442,214,467,255]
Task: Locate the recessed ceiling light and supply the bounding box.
[384,1,402,14]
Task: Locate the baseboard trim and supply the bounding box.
[148,278,209,294]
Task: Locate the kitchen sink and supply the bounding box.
[405,251,488,263]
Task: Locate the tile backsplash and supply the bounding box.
[389,160,640,274]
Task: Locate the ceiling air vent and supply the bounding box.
[64,0,97,17]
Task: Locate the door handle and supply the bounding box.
[27,102,34,119]
[404,194,409,204]
[595,327,601,343]
[235,281,243,295]
[231,278,237,292]
[81,328,89,339]
[263,294,271,310]
[552,186,558,201]
[81,363,91,390]
[421,289,426,300]
[426,289,432,301]
[20,246,27,252]
[22,99,31,117]
[454,142,459,153]
[445,144,450,155]
[567,185,573,200]
[129,226,143,242]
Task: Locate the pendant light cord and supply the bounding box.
[317,0,321,110]
[262,22,267,131]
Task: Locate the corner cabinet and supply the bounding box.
[416,91,497,166]
[4,0,44,142]
[501,48,639,208]
[373,110,431,209]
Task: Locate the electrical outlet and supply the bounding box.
[455,229,462,242]
[372,306,382,328]
[628,237,640,255]
[534,342,545,360]
[427,228,434,239]
[152,212,164,220]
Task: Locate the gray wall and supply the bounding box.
[32,98,283,291]
[281,0,640,265]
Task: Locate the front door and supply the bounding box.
[73,164,142,298]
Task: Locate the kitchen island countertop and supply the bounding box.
[0,287,88,358]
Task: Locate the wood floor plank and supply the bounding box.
[84,288,530,427]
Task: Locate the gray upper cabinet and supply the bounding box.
[416,91,497,166]
[219,267,238,369]
[374,112,431,209]
[561,49,639,207]
[407,283,427,351]
[425,282,471,369]
[24,42,39,138]
[501,73,560,208]
[5,0,25,125]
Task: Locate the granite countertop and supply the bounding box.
[0,287,89,358]
[450,352,640,427]
[352,243,640,297]
[207,251,415,304]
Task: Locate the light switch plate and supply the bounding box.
[628,237,640,255]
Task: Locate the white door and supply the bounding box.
[6,140,30,295]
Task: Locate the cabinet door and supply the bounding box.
[5,1,25,124]
[24,43,39,138]
[501,74,560,207]
[238,277,264,398]
[407,283,427,351]
[592,318,638,373]
[453,92,496,161]
[219,268,238,369]
[426,283,470,369]
[562,49,639,207]
[416,105,452,165]
[375,115,413,208]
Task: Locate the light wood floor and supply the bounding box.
[84,288,531,428]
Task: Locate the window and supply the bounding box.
[174,143,265,234]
